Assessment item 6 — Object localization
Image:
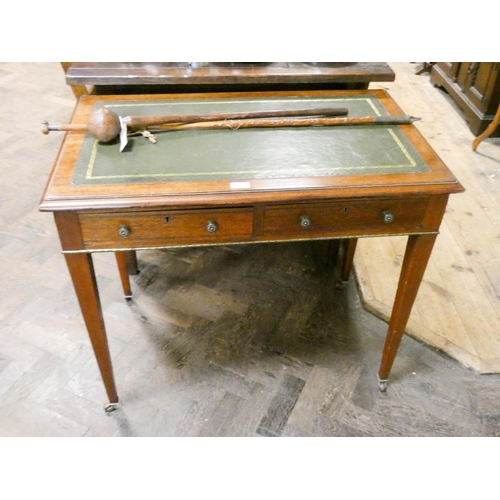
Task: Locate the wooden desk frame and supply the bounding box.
[40,90,463,411]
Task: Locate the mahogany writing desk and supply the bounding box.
[40,90,463,411]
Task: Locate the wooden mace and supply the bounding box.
[41,106,350,143]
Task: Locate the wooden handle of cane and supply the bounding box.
[124,107,350,129]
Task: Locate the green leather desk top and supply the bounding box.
[72,95,429,186]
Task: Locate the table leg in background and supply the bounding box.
[124,250,139,275]
[340,238,358,283]
[115,251,132,299]
[472,102,500,151]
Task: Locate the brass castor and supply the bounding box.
[104,402,120,413]
[377,377,388,392]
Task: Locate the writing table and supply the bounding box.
[40,89,463,411]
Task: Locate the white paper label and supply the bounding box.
[230,182,251,189]
[119,116,128,152]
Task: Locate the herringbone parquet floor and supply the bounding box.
[1,62,500,437]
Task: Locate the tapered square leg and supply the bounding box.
[377,233,438,390]
[64,252,119,406]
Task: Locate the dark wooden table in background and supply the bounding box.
[40,88,462,411]
[64,62,395,96]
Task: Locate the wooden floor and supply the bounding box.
[1,62,500,437]
[366,64,500,374]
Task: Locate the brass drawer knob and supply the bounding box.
[383,211,395,224]
[300,215,311,227]
[117,224,131,238]
[206,220,218,233]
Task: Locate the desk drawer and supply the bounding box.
[262,198,429,237]
[79,208,254,250]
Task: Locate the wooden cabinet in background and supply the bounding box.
[430,62,500,137]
